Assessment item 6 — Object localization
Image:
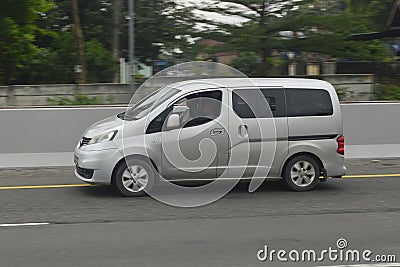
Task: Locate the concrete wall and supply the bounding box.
[0,75,375,106]
[341,102,400,159]
[0,106,125,168]
[322,74,374,101]
[0,84,132,106]
[341,102,400,145]
[0,102,399,168]
[0,107,124,154]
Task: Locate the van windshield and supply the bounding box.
[119,87,180,121]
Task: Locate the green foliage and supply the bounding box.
[267,6,389,61]
[198,0,393,72]
[0,0,53,24]
[18,32,76,84]
[134,0,195,63]
[85,39,115,83]
[47,94,115,105]
[335,87,348,101]
[231,52,259,76]
[1,0,398,85]
[345,0,394,31]
[196,0,317,75]
[18,34,118,84]
[374,84,400,100]
[290,1,393,60]
[0,0,53,85]
[0,17,34,84]
[1,0,196,85]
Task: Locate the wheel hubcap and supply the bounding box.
[122,165,149,193]
[290,160,316,187]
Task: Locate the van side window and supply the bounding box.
[180,90,222,128]
[232,89,285,118]
[286,89,333,117]
[232,92,255,118]
[146,90,222,134]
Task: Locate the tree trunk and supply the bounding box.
[71,0,87,84]
[112,0,123,83]
[258,1,269,77]
[260,46,269,77]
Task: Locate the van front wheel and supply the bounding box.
[283,156,320,192]
[113,158,155,197]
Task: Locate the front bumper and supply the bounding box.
[74,142,123,185]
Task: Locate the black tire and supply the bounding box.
[283,155,320,192]
[113,157,155,197]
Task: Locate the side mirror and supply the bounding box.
[166,114,180,129]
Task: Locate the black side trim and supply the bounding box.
[248,137,288,143]
[288,134,338,141]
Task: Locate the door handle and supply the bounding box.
[211,128,224,136]
[238,125,248,138]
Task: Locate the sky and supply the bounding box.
[174,0,304,25]
[175,0,251,25]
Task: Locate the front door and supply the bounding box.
[161,89,229,180]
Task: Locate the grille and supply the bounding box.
[76,166,94,179]
[80,137,92,147]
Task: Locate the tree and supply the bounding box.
[231,52,259,76]
[196,0,393,72]
[85,39,115,82]
[196,0,312,75]
[0,0,52,85]
[2,0,197,85]
[71,0,87,83]
[112,0,123,82]
[280,0,392,61]
[18,32,76,84]
[345,0,395,31]
[132,0,195,63]
[29,0,114,83]
[50,0,195,80]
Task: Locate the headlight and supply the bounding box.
[88,130,118,145]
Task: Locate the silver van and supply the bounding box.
[74,78,346,196]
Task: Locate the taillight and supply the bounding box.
[337,135,345,155]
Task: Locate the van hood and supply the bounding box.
[83,115,123,138]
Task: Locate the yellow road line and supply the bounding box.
[343,174,400,178]
[0,174,399,191]
[0,184,93,190]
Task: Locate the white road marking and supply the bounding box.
[0,223,50,227]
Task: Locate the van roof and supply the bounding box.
[169,78,333,92]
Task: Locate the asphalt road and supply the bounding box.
[0,159,399,267]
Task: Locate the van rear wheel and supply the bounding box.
[113,158,155,197]
[283,155,320,192]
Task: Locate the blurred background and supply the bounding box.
[2,0,400,106]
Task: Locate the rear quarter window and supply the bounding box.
[286,89,333,117]
[232,88,286,118]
